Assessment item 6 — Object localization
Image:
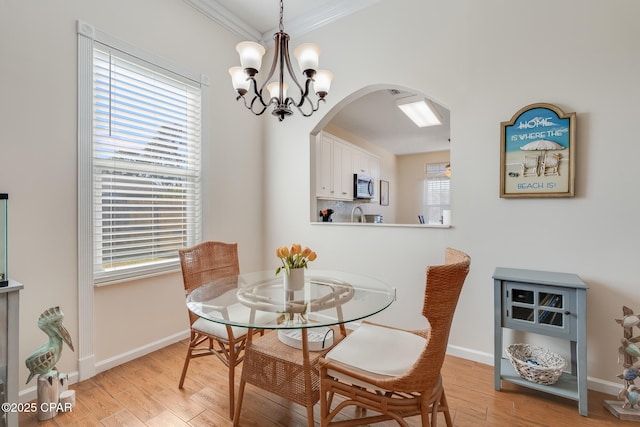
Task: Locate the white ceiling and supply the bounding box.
[329,89,451,155]
[185,0,379,42]
[184,0,451,155]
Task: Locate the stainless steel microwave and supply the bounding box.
[354,174,374,199]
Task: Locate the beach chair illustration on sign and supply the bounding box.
[542,153,561,176]
[521,155,540,177]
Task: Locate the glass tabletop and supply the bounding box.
[186,269,396,330]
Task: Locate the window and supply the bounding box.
[79,24,205,285]
[423,163,451,224]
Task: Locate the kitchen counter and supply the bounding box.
[312,222,451,229]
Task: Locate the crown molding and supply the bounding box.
[183,0,262,41]
[184,0,380,44]
[258,0,381,44]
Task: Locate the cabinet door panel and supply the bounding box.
[333,141,353,200]
[316,137,333,198]
[503,281,574,339]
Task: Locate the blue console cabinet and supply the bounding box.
[493,267,588,416]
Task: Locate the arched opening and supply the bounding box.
[310,85,451,225]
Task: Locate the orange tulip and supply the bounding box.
[275,243,317,276]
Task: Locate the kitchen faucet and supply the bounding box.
[351,205,365,223]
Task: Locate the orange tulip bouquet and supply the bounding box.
[275,243,317,276]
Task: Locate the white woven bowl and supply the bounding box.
[506,343,566,385]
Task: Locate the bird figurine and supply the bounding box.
[619,385,640,409]
[616,306,640,330]
[25,306,74,384]
[618,367,640,383]
[620,338,640,359]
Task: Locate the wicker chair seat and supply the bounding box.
[192,304,278,339]
[324,323,428,390]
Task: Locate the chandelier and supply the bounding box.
[228,0,333,121]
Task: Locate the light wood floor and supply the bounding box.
[18,335,635,426]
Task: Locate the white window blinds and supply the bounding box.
[423,163,451,224]
[92,44,202,284]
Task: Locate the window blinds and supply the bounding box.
[423,163,451,224]
[92,45,202,283]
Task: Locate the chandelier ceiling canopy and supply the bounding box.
[229,0,333,121]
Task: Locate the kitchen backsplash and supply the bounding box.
[317,199,380,223]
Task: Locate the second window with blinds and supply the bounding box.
[423,162,451,224]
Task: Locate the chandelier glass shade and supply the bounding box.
[229,0,333,121]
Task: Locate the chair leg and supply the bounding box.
[440,389,453,427]
[305,404,314,427]
[320,380,329,427]
[422,402,433,427]
[178,345,194,389]
[227,344,237,419]
[233,379,246,427]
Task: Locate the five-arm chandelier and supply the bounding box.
[228,0,333,121]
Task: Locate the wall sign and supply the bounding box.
[500,103,576,198]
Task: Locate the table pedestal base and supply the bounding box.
[234,327,344,427]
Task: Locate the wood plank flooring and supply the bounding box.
[18,335,635,426]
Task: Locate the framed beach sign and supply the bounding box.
[500,103,576,198]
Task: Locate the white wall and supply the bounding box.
[263,0,640,392]
[1,0,265,394]
[396,151,450,224]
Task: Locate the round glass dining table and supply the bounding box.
[186,269,396,331]
[186,269,395,427]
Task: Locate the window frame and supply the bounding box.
[78,21,208,286]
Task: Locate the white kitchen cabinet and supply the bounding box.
[316,135,333,198]
[352,149,369,175]
[316,132,380,201]
[332,140,353,200]
[352,150,378,178]
[316,132,353,201]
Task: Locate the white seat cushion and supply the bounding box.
[325,323,427,382]
[192,303,279,339]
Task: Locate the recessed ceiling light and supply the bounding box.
[396,95,443,128]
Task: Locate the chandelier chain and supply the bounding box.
[279,0,284,32]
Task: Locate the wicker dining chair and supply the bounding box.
[319,248,471,427]
[178,241,248,420]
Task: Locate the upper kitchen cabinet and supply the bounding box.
[316,132,352,200]
[316,132,379,201]
[316,134,333,199]
[332,139,354,200]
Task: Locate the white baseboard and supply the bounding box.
[20,334,622,403]
[447,344,622,397]
[94,330,189,374]
[19,329,189,403]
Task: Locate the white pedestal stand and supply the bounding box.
[36,370,76,420]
